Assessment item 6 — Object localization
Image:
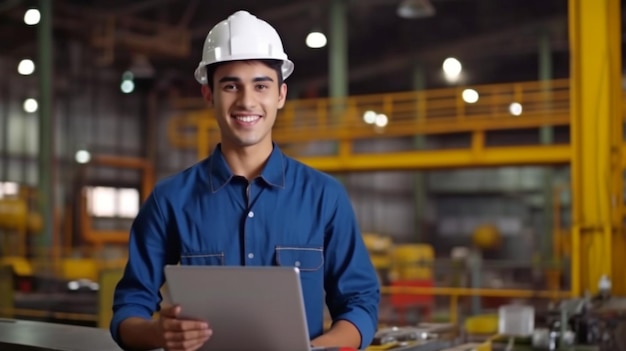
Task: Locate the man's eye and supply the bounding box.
[223,84,237,91]
[256,84,268,90]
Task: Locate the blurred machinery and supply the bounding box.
[389,244,436,324]
[367,323,457,350]
[363,232,394,275]
[472,225,502,251]
[0,155,152,326]
[0,187,42,277]
[362,296,622,351]
[363,233,436,325]
[528,282,626,351]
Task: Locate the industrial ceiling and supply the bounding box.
[1,0,618,99]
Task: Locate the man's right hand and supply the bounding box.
[158,305,212,351]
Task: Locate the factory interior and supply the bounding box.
[0,0,625,350]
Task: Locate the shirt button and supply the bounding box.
[248,211,254,218]
[295,261,301,267]
[248,253,254,259]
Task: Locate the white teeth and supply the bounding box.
[233,115,260,123]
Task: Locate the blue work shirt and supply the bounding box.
[110,143,380,349]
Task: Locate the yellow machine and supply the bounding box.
[391,244,434,281]
[0,190,42,276]
[363,232,394,271]
[471,225,501,251]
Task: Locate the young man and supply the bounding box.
[110,10,380,351]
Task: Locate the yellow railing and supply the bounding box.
[168,79,572,158]
[381,286,571,325]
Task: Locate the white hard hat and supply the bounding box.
[194,10,295,85]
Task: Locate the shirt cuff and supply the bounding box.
[334,308,377,349]
[110,304,153,348]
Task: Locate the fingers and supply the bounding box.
[165,329,212,351]
[163,330,211,351]
[164,317,209,330]
[164,325,211,340]
[159,306,212,351]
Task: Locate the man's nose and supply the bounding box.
[236,87,257,109]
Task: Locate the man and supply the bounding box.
[110,10,380,351]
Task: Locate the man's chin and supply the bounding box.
[235,139,263,148]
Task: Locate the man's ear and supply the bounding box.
[201,85,213,106]
[277,83,287,109]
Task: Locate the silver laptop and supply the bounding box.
[164,265,317,351]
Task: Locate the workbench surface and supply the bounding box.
[0,318,123,351]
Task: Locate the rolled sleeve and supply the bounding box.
[110,304,153,346]
[109,189,178,348]
[324,184,380,349]
[334,307,378,349]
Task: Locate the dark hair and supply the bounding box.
[205,59,284,91]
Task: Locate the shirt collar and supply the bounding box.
[209,143,286,192]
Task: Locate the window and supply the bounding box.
[86,186,140,218]
[0,182,19,199]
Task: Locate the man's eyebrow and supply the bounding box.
[217,76,275,83]
[253,76,274,82]
[218,76,241,83]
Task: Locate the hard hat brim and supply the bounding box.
[195,56,294,85]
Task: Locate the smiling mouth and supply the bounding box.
[233,115,261,123]
[231,115,262,127]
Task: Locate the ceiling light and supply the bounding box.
[363,110,377,124]
[509,102,523,116]
[75,150,91,164]
[306,31,327,49]
[120,80,135,94]
[23,98,38,113]
[443,57,462,79]
[374,114,388,127]
[462,89,479,104]
[397,0,436,19]
[443,57,463,83]
[17,59,35,75]
[24,8,40,25]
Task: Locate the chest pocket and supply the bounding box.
[275,247,323,272]
[179,251,224,266]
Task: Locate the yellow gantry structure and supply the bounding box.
[169,79,573,171]
[167,0,622,296]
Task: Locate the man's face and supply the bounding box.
[202,60,287,150]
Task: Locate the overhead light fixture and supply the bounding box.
[509,102,523,116]
[120,80,135,94]
[397,0,436,19]
[462,89,479,104]
[23,98,38,113]
[24,8,40,25]
[75,150,91,164]
[18,59,35,75]
[306,31,327,49]
[363,110,377,124]
[443,57,462,83]
[374,114,388,128]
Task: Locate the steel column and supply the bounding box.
[538,28,555,266]
[568,0,622,295]
[329,0,348,99]
[412,63,427,242]
[37,0,54,252]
